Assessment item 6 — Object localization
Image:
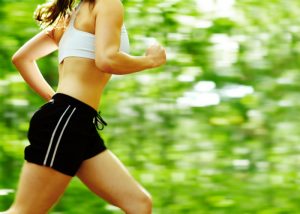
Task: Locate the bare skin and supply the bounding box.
[5,0,166,213]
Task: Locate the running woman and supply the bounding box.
[4,0,166,213]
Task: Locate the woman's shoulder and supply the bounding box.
[45,14,72,44]
[93,0,124,14]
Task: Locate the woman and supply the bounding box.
[5,0,166,213]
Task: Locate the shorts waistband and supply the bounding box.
[52,93,97,114]
[51,93,107,130]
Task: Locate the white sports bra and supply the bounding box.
[58,2,130,64]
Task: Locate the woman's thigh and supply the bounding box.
[12,161,72,214]
[76,150,150,207]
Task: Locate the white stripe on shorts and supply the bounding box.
[43,105,71,166]
[50,107,76,167]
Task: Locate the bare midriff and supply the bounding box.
[56,57,112,111]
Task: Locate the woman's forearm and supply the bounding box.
[96,52,154,75]
[12,58,55,101]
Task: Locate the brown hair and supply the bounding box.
[34,0,95,29]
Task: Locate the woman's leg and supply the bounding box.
[77,150,152,214]
[6,161,72,214]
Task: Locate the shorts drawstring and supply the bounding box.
[93,111,107,130]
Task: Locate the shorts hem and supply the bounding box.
[84,147,107,161]
[24,159,75,177]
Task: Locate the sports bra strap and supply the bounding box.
[70,2,82,27]
[75,1,82,14]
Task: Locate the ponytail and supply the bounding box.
[34,0,78,29]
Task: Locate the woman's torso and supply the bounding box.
[56,1,112,110]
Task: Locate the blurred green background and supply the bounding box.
[1,0,300,213]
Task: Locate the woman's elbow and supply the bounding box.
[11,53,28,65]
[11,53,20,65]
[95,57,115,74]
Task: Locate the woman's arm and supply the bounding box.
[94,0,166,75]
[11,28,59,101]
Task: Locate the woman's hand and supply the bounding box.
[145,43,167,68]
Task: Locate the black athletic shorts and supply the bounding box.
[25,93,107,176]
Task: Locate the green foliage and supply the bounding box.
[1,0,300,213]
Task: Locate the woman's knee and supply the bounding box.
[137,191,152,211]
[121,191,152,214]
